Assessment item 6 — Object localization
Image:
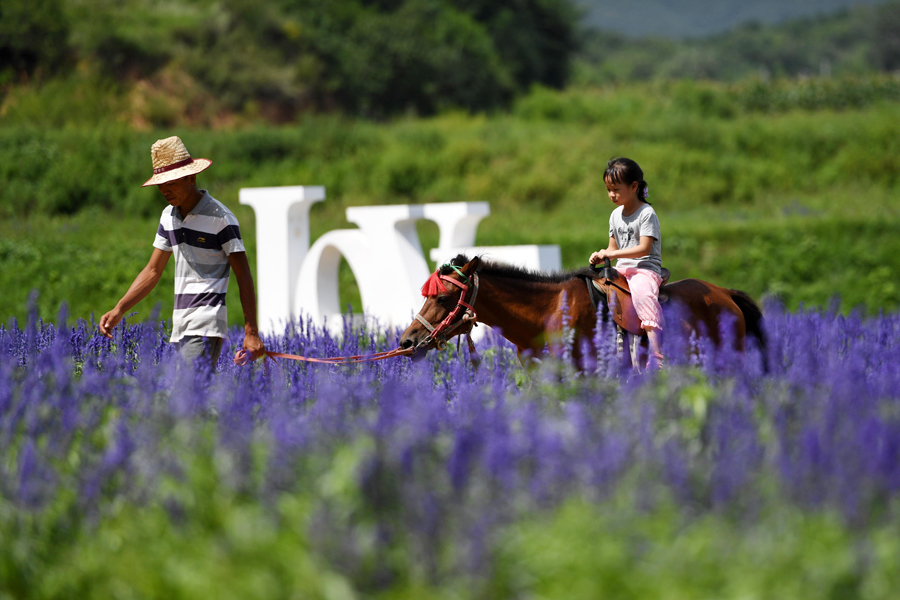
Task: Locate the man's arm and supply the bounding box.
[228,251,266,360]
[99,248,171,338]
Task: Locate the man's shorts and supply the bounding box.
[177,336,224,368]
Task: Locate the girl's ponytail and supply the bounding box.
[638,179,650,205]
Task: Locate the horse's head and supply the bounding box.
[400,255,481,360]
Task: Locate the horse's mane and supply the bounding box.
[440,254,596,284]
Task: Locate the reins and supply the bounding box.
[592,258,631,296]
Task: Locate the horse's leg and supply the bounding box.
[626,332,643,373]
[636,333,661,370]
[701,301,745,352]
[617,326,633,370]
[616,327,650,372]
[633,333,648,373]
[732,309,747,353]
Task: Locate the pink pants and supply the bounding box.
[616,267,663,331]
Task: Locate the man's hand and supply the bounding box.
[98,249,170,339]
[243,331,266,361]
[99,307,124,339]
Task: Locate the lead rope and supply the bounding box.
[233,345,414,367]
[236,267,479,368]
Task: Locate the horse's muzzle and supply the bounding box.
[400,336,430,361]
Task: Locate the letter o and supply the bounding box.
[293,230,383,332]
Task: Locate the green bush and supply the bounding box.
[313,0,515,116]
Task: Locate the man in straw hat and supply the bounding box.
[99,135,265,367]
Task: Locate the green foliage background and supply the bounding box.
[2,77,900,325]
[0,0,578,118]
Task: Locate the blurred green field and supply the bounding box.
[2,78,899,325]
[7,475,898,599]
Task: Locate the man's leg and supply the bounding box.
[177,336,224,369]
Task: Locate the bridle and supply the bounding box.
[414,265,480,359]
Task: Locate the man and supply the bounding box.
[99,136,265,367]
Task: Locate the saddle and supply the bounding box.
[585,261,670,336]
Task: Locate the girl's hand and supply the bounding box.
[589,250,611,265]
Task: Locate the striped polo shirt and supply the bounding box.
[153,190,245,343]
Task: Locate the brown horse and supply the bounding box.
[399,254,766,368]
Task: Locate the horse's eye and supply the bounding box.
[437,295,453,305]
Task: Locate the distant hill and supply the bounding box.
[574,0,900,82]
[575,0,896,38]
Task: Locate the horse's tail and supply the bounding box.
[730,289,768,372]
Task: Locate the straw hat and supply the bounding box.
[141,136,212,187]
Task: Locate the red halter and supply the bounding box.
[415,269,480,355]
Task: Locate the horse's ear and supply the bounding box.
[461,256,480,276]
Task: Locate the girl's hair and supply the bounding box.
[603,157,650,204]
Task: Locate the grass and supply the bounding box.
[2,190,897,328]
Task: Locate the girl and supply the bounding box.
[589,157,664,367]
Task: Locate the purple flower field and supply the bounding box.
[2,303,900,596]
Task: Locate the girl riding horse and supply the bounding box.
[590,158,664,369]
[400,254,766,371]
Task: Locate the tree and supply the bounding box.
[872,3,900,72]
[289,0,517,116]
[0,0,69,81]
[450,0,579,89]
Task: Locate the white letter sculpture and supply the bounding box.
[240,186,561,335]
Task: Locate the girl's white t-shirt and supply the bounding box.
[608,203,662,275]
